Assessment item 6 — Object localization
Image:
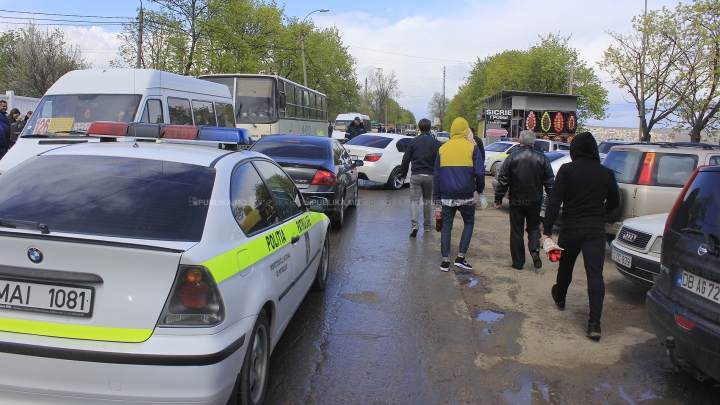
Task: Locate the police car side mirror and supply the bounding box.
[353,160,364,167]
[307,197,328,213]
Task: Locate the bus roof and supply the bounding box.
[199,73,326,97]
[47,69,232,99]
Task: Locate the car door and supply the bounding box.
[253,160,320,314]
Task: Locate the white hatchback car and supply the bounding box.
[0,122,331,405]
[343,133,414,190]
[611,213,667,288]
[483,141,520,174]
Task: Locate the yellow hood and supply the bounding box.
[450,117,469,140]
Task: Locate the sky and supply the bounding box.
[2,0,682,128]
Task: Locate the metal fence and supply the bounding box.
[0,91,40,115]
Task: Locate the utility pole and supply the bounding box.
[301,32,307,87]
[442,66,446,131]
[136,0,144,69]
[568,64,574,95]
[639,0,647,141]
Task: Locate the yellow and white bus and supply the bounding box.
[199,74,329,142]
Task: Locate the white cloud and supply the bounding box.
[62,26,124,68]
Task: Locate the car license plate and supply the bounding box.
[350,155,360,161]
[677,269,720,304]
[611,249,632,268]
[0,279,94,317]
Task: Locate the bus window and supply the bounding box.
[235,77,275,124]
[168,97,192,125]
[192,100,217,126]
[140,99,163,124]
[286,86,296,118]
[277,81,285,118]
[303,91,310,119]
[216,102,234,128]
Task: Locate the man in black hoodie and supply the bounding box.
[401,118,441,236]
[542,132,620,340]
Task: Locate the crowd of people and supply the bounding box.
[0,100,33,159]
[400,118,620,341]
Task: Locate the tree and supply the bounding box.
[368,69,400,124]
[112,10,187,72]
[599,8,686,141]
[0,23,89,98]
[427,92,450,130]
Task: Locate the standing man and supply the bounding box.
[327,122,333,137]
[542,132,620,340]
[401,118,441,236]
[493,130,554,270]
[433,117,485,272]
[0,101,10,150]
[345,117,366,140]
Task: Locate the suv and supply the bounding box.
[646,165,720,382]
[603,143,720,241]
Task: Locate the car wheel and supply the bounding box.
[385,167,403,190]
[236,309,270,405]
[490,162,499,176]
[348,183,359,208]
[312,231,330,291]
[331,195,345,229]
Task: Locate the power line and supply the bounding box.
[0,21,127,26]
[0,9,131,19]
[0,15,131,24]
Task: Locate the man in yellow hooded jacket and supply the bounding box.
[432,117,485,271]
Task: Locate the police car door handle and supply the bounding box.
[291,235,301,244]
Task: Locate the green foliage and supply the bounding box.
[445,34,608,129]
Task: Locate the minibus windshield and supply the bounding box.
[21,94,142,137]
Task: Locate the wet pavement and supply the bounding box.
[265,183,720,404]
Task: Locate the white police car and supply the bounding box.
[0,122,331,404]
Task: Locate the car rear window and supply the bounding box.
[0,155,215,241]
[251,138,329,160]
[345,135,392,149]
[603,150,643,184]
[669,171,720,238]
[655,154,697,187]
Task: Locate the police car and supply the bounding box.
[0,122,331,404]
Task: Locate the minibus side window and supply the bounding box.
[168,97,192,125]
[140,99,164,124]
[216,102,235,128]
[192,100,217,126]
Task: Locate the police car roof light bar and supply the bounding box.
[161,125,199,140]
[87,121,129,136]
[198,126,253,145]
[127,122,163,139]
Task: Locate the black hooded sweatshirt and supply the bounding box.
[542,132,620,236]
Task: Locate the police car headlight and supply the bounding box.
[159,265,225,327]
[649,237,662,254]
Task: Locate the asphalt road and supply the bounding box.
[265,183,720,405]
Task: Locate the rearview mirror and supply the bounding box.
[307,196,328,213]
[278,92,286,108]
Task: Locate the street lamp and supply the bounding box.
[300,8,329,87]
[365,68,382,116]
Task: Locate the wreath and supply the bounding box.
[567,135,575,143]
[525,111,537,131]
[540,111,552,132]
[566,113,577,133]
[553,112,564,133]
[554,136,563,142]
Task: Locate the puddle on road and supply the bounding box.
[341,291,380,304]
[475,310,504,323]
[503,379,560,405]
[458,277,479,287]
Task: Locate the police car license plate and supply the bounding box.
[0,279,94,317]
[677,269,720,304]
[611,249,632,268]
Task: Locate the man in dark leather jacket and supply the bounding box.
[493,130,554,270]
[345,117,366,140]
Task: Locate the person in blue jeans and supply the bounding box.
[432,117,485,272]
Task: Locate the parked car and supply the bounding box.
[483,141,520,174]
[534,139,570,153]
[611,213,667,287]
[597,139,642,154]
[343,133,413,190]
[249,134,362,229]
[493,151,570,190]
[436,131,450,143]
[646,165,720,382]
[603,143,720,244]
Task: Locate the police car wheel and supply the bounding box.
[490,162,499,176]
[237,310,270,405]
[312,232,330,291]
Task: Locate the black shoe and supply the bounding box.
[586,322,601,340]
[440,260,450,272]
[511,264,523,270]
[551,284,565,310]
[454,256,473,270]
[531,251,542,269]
[410,227,419,237]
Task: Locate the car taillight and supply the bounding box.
[637,152,656,185]
[675,314,695,330]
[311,170,337,186]
[664,167,701,235]
[364,153,382,162]
[159,265,225,326]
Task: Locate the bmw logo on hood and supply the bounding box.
[27,247,43,264]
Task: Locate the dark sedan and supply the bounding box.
[250,135,362,229]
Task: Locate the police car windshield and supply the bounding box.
[21,94,141,137]
[0,155,215,241]
[485,142,514,152]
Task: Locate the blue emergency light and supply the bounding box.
[198,126,252,145]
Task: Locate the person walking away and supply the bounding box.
[345,117,366,140]
[433,117,485,272]
[542,132,620,340]
[493,130,554,270]
[401,118,441,236]
[469,127,486,162]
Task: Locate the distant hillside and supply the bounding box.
[585,126,719,144]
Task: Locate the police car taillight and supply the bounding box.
[158,265,225,327]
[87,121,129,136]
[161,125,199,140]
